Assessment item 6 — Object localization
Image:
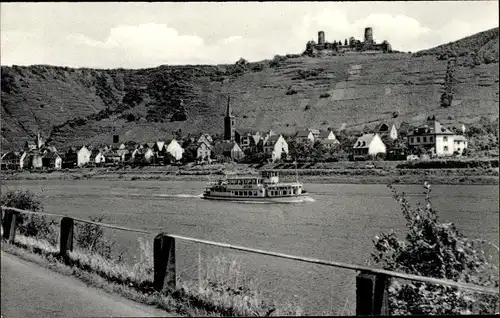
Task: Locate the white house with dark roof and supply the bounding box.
[352,133,386,156]
[320,139,340,149]
[263,134,289,161]
[104,151,122,164]
[376,122,398,140]
[213,141,245,161]
[197,133,213,146]
[318,130,340,149]
[185,142,212,162]
[318,130,337,141]
[295,130,315,143]
[453,135,468,155]
[235,129,261,150]
[407,116,467,157]
[90,149,106,166]
[308,128,320,139]
[42,152,62,169]
[31,152,44,169]
[165,137,184,161]
[77,146,92,167]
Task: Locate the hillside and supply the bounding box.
[415,27,499,63]
[1,30,499,151]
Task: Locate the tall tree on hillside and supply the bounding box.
[440,58,456,108]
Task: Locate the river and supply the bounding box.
[2,180,499,315]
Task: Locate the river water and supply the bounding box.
[2,180,499,315]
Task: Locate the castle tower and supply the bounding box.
[318,31,325,46]
[364,27,373,44]
[224,95,235,142]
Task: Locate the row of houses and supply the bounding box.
[350,116,468,158]
[1,116,469,170]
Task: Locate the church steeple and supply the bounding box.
[36,131,44,149]
[224,94,235,142]
[225,95,232,117]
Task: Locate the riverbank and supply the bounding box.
[2,164,499,185]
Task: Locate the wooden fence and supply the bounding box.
[1,206,498,316]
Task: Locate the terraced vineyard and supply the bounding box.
[1,29,499,150]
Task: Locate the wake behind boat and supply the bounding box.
[202,170,310,203]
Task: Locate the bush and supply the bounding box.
[269,55,287,68]
[1,189,43,212]
[371,183,499,315]
[1,189,58,245]
[251,63,266,72]
[75,216,115,259]
[126,113,136,122]
[286,87,298,95]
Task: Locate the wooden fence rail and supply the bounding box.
[1,206,498,316]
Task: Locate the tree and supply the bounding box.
[281,151,288,161]
[164,153,177,165]
[126,113,136,122]
[336,131,358,153]
[1,190,57,245]
[380,134,396,150]
[183,146,197,163]
[372,183,499,315]
[310,141,328,162]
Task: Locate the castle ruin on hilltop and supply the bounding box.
[304,27,392,57]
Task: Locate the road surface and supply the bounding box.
[1,251,172,317]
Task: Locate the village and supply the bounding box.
[1,95,472,171]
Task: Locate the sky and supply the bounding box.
[1,2,498,69]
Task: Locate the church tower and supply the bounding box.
[36,131,44,149]
[224,95,235,142]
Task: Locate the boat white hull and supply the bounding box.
[202,193,311,203]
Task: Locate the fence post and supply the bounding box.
[2,210,19,243]
[153,233,176,293]
[356,271,389,316]
[59,217,74,258]
[2,210,11,240]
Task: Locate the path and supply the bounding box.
[1,251,173,317]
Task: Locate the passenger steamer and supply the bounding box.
[202,170,309,203]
